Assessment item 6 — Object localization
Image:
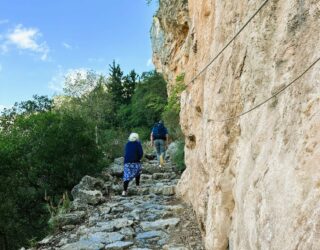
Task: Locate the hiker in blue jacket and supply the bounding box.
[150,120,169,167]
[122,132,143,196]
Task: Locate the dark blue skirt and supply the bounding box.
[123,163,142,182]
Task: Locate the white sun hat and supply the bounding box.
[128,132,139,142]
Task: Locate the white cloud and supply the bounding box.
[6,24,50,61]
[62,42,72,49]
[8,25,39,50]
[147,58,153,67]
[0,19,9,25]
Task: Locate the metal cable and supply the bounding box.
[186,0,270,86]
[207,57,320,122]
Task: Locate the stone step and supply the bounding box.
[32,159,204,250]
[141,172,177,181]
[105,157,179,178]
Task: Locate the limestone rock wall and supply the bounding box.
[151,0,320,249]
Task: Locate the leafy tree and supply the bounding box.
[59,74,116,144]
[122,70,139,104]
[85,81,114,144]
[107,61,124,111]
[0,95,53,132]
[107,62,139,109]
[0,66,172,249]
[63,69,98,98]
[0,109,103,249]
[18,95,53,114]
[0,106,17,131]
[100,128,128,160]
[118,70,167,134]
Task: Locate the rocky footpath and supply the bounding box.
[29,157,204,250]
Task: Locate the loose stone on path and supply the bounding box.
[31,157,204,250]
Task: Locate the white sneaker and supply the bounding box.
[122,191,127,196]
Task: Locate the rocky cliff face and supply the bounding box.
[151,0,320,249]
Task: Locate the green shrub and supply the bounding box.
[0,111,103,249]
[130,126,151,142]
[47,192,71,232]
[162,108,183,140]
[128,71,167,128]
[0,68,171,248]
[162,73,185,140]
[28,237,38,248]
[172,140,186,172]
[100,129,128,161]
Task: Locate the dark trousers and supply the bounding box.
[123,174,140,191]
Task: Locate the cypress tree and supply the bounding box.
[107,60,124,110]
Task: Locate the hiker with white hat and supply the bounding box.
[122,132,143,196]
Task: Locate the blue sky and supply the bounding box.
[0,0,157,110]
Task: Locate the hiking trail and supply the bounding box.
[30,156,204,250]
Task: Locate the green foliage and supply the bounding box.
[100,129,128,160]
[166,73,185,113]
[46,192,71,218]
[0,109,103,249]
[122,70,138,104]
[129,127,151,142]
[107,61,137,113]
[0,95,53,131]
[63,70,98,98]
[28,237,38,248]
[18,95,53,114]
[57,80,115,145]
[47,192,71,231]
[126,71,167,128]
[0,63,171,249]
[162,73,185,140]
[172,140,186,172]
[108,60,124,110]
[162,74,186,170]
[56,67,166,157]
[162,108,183,140]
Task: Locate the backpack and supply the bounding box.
[152,123,167,140]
